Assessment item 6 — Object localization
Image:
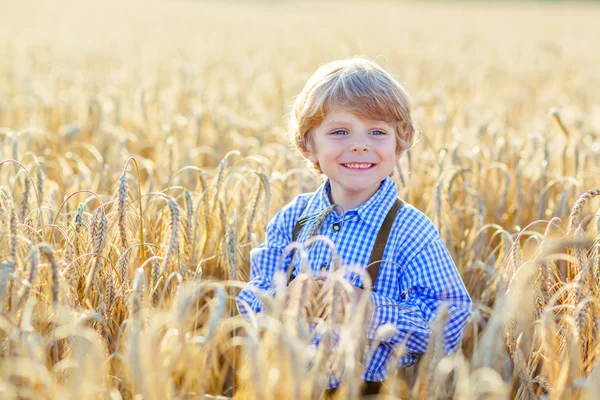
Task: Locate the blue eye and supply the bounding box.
[371,130,386,136]
[331,130,348,135]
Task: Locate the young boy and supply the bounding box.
[236,57,472,394]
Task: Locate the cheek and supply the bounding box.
[320,142,343,156]
[373,141,396,155]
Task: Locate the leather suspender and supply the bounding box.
[286,207,309,284]
[362,197,404,291]
[288,197,405,291]
[292,217,304,246]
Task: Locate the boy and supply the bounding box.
[236,57,472,395]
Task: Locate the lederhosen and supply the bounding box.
[287,197,405,290]
[288,197,406,396]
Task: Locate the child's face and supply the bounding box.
[305,104,401,205]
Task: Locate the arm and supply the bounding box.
[236,195,311,320]
[236,212,292,320]
[366,236,472,355]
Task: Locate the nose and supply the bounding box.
[351,144,369,152]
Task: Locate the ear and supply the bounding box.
[305,149,318,164]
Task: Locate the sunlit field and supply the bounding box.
[1,0,599,398]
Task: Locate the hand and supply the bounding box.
[316,284,372,323]
[313,279,349,322]
[286,273,322,317]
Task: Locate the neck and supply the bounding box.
[327,181,383,211]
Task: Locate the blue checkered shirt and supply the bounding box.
[236,177,472,388]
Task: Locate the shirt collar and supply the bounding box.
[311,176,399,229]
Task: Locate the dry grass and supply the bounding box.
[0,0,600,399]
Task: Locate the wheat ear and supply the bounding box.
[9,203,17,263]
[35,163,44,227]
[19,171,30,223]
[131,266,145,319]
[73,203,86,257]
[17,247,40,307]
[550,107,570,139]
[183,189,194,279]
[150,248,160,306]
[39,244,59,306]
[567,188,600,278]
[105,262,116,321]
[514,335,536,400]
[226,211,238,282]
[83,209,107,302]
[161,197,180,274]
[0,260,16,314]
[117,172,129,251]
[567,188,600,234]
[246,181,262,245]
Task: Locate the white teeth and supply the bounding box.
[343,163,373,169]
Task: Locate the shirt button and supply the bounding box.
[332,223,340,232]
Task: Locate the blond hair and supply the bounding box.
[288,56,415,174]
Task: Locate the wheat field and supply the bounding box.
[0,0,599,399]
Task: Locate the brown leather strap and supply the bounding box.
[287,205,308,284]
[292,217,303,243]
[363,198,404,291]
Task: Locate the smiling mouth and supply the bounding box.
[341,163,375,169]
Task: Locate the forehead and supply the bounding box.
[320,104,392,127]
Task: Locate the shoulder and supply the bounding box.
[395,203,438,238]
[277,192,313,221]
[392,203,441,262]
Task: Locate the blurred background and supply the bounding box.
[2,0,599,136]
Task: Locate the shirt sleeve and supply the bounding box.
[236,196,306,320]
[366,235,472,355]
